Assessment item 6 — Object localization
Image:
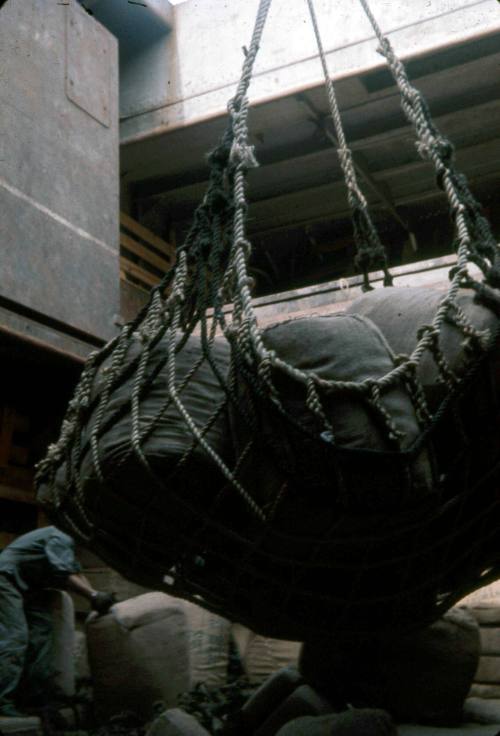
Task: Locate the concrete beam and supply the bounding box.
[120,0,500,143]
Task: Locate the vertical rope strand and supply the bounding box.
[306,0,393,290]
[358,0,500,288]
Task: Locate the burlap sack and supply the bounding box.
[86,592,190,720]
[232,624,301,685]
[231,312,434,520]
[38,335,232,587]
[183,602,232,688]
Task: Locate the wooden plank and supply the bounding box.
[120,211,175,258]
[120,257,159,288]
[120,231,172,271]
[0,483,37,505]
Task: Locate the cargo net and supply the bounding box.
[36,0,500,638]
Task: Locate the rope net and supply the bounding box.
[36,0,500,638]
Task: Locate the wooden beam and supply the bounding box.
[120,231,173,271]
[120,257,160,289]
[120,212,175,260]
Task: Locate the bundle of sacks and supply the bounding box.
[77,586,500,734]
[39,284,500,641]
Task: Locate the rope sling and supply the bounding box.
[36,0,500,638]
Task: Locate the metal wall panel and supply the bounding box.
[0,0,119,346]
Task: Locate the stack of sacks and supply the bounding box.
[469,599,500,699]
[461,583,500,699]
[460,583,500,724]
[152,600,299,689]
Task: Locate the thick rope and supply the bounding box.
[34,0,500,637]
[306,0,393,291]
[37,0,497,506]
[358,0,500,289]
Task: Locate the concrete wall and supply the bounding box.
[121,0,500,142]
[83,0,173,119]
[0,0,120,354]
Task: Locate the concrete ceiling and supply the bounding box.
[121,30,500,295]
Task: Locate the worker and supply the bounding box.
[0,525,116,718]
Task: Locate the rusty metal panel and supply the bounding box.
[66,2,112,127]
[0,0,119,346]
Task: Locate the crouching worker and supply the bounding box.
[0,525,116,718]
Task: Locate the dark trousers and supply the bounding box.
[0,575,55,711]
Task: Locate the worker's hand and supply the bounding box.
[91,591,116,615]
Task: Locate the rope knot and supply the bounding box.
[448,264,470,284]
[416,140,432,160]
[394,353,411,367]
[416,323,438,343]
[68,397,88,413]
[376,37,392,59]
[229,140,259,169]
[241,276,255,291]
[435,137,455,164]
[235,237,253,260]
